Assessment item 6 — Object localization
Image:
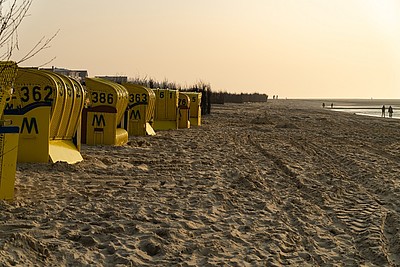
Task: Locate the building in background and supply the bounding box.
[95,76,128,84]
[41,66,88,84]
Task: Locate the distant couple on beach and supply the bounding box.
[322,103,333,108]
[382,105,394,118]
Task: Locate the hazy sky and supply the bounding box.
[11,0,400,98]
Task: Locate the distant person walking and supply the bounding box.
[322,103,325,108]
[331,103,333,108]
[388,105,393,118]
[382,105,386,117]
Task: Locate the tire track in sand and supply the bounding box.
[247,135,353,265]
[300,140,393,266]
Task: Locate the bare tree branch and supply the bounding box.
[0,0,57,64]
[0,0,32,54]
[16,29,59,64]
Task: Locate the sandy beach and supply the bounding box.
[1,99,400,266]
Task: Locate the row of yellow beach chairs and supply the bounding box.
[0,63,202,200]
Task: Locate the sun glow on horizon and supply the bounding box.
[9,0,400,99]
[361,0,400,35]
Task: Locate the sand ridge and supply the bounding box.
[1,100,400,266]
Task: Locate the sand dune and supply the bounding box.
[1,99,400,266]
